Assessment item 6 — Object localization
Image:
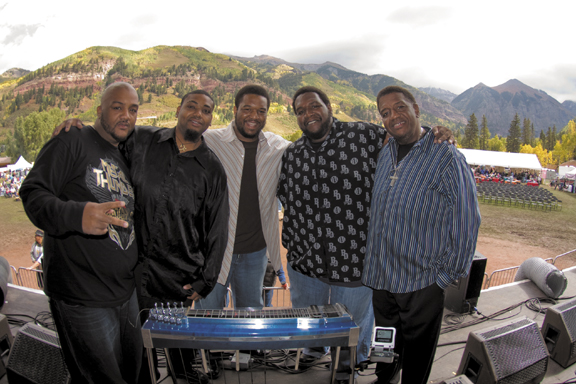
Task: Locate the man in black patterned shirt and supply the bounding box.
[278,86,385,382]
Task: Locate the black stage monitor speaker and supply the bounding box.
[441,375,474,384]
[0,256,12,310]
[541,297,576,368]
[0,313,13,357]
[457,317,548,384]
[6,322,70,384]
[445,251,487,313]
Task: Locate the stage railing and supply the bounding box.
[9,249,576,293]
[552,249,576,271]
[484,266,519,289]
[483,249,576,289]
[8,267,44,290]
[10,265,18,286]
[263,286,291,307]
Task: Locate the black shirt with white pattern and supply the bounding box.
[278,118,387,284]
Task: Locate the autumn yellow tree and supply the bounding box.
[520,143,553,167]
[488,135,506,152]
[552,120,576,164]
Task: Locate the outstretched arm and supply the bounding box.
[381,125,456,146]
[431,126,456,145]
[52,118,85,137]
[27,260,41,270]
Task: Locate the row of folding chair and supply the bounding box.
[476,184,562,211]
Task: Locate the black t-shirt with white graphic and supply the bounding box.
[20,126,137,307]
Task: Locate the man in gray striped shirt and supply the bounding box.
[363,86,481,384]
[197,85,290,309]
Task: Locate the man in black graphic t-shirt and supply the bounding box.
[20,82,142,383]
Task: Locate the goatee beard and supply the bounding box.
[184,129,202,143]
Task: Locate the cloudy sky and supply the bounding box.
[1,0,575,102]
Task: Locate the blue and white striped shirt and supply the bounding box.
[362,128,481,293]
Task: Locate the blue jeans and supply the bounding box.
[287,263,374,380]
[265,289,274,307]
[49,290,142,384]
[196,247,268,309]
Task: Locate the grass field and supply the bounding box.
[476,184,576,254]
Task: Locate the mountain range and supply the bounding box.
[0,45,574,140]
[451,79,574,135]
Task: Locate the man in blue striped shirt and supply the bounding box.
[363,86,481,384]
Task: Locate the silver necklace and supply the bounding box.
[389,127,425,187]
[390,144,399,187]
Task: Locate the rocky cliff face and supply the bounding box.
[419,87,457,103]
[415,92,467,124]
[563,100,576,116]
[305,63,467,124]
[451,79,574,136]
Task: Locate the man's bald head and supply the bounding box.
[95,82,139,146]
[101,82,137,103]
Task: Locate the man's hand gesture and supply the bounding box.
[82,201,128,235]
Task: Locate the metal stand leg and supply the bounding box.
[330,347,356,384]
[295,348,302,370]
[349,347,356,384]
[330,346,341,384]
[165,348,178,383]
[146,348,156,384]
[200,349,209,373]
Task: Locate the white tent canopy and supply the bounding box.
[457,149,542,171]
[565,168,576,180]
[7,156,32,170]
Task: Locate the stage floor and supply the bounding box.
[2,269,576,383]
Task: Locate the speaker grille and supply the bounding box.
[555,300,576,340]
[499,360,548,384]
[7,323,70,384]
[478,318,548,382]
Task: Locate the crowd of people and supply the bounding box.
[18,82,480,384]
[473,166,541,185]
[0,169,30,198]
[551,179,576,193]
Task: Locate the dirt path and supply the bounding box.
[475,237,563,276]
[2,228,36,270]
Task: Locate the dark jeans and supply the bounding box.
[372,284,444,384]
[49,290,142,384]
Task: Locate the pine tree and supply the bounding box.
[546,127,554,151]
[479,115,490,150]
[462,113,479,149]
[506,113,522,153]
[522,118,531,145]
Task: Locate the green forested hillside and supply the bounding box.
[0,45,461,161]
